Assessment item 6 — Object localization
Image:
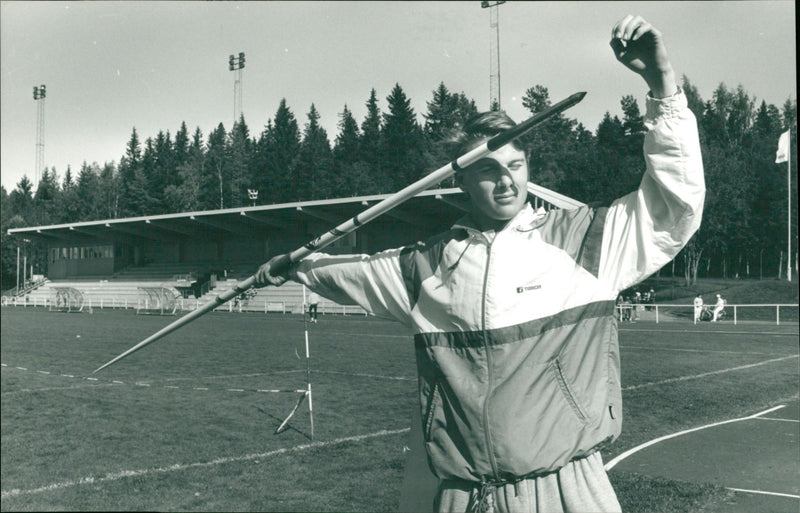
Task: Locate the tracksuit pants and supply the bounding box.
[433,452,622,513]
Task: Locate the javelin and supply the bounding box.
[94,91,586,374]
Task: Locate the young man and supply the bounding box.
[307,291,320,322]
[712,293,726,322]
[694,294,704,324]
[256,15,704,513]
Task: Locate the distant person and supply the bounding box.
[693,294,703,323]
[631,291,641,322]
[256,15,704,512]
[307,291,320,323]
[712,293,725,322]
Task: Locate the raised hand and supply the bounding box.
[610,15,677,98]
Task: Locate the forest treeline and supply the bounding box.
[1,77,796,290]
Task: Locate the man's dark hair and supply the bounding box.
[446,110,526,161]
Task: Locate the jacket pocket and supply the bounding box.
[424,379,443,439]
[550,358,589,424]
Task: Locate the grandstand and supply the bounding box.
[5,186,583,313]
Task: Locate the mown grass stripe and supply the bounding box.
[0,428,410,499]
[623,355,798,391]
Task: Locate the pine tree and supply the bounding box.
[296,104,333,200]
[359,89,385,189]
[58,166,81,223]
[334,104,361,165]
[228,115,252,207]
[165,127,206,212]
[76,161,102,221]
[422,83,478,186]
[382,83,424,189]
[118,127,143,216]
[33,167,60,225]
[333,105,377,197]
[98,162,119,219]
[8,176,34,223]
[259,99,301,204]
[174,122,190,170]
[206,123,229,209]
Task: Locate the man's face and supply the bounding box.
[457,144,529,231]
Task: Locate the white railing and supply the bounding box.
[616,303,799,325]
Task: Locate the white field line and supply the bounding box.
[313,370,415,381]
[619,328,799,337]
[727,487,800,499]
[0,427,410,500]
[1,363,412,395]
[621,345,791,356]
[162,370,306,382]
[2,383,122,395]
[754,417,800,423]
[317,330,410,339]
[622,355,798,391]
[604,405,787,471]
[5,354,795,395]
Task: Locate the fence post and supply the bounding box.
[655,304,659,323]
[733,305,737,325]
[776,305,780,325]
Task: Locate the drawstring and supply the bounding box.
[448,236,476,273]
[467,478,523,512]
[469,480,494,513]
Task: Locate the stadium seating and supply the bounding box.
[18,264,367,316]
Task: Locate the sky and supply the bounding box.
[1,1,796,192]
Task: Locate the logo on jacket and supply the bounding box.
[516,284,542,293]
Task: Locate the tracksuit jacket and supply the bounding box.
[290,91,705,484]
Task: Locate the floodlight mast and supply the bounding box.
[481,1,506,111]
[229,52,245,125]
[33,84,46,190]
[93,91,587,374]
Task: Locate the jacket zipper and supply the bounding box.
[480,237,500,480]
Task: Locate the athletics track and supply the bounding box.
[607,398,799,512]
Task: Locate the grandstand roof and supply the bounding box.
[7,184,584,244]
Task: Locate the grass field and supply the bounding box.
[1,305,798,512]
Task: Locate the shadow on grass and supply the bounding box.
[610,470,734,513]
[255,405,312,441]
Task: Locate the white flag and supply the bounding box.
[775,130,790,163]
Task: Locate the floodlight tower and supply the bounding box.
[247,188,258,207]
[229,52,245,124]
[481,1,505,111]
[32,84,46,189]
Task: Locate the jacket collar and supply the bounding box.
[452,203,547,238]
